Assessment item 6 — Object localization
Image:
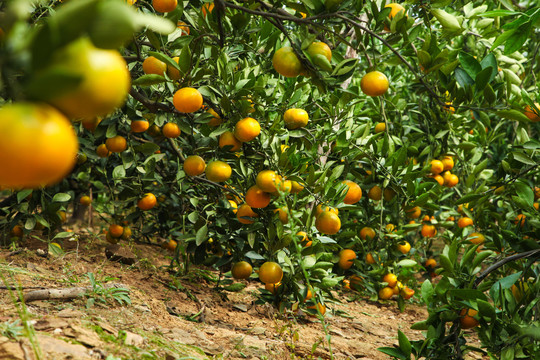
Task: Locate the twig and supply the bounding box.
[473,249,540,287]
[129,87,175,113]
[23,283,129,303]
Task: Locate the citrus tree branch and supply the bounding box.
[473,249,540,287]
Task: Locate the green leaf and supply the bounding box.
[245,251,265,260]
[397,259,417,268]
[195,225,208,246]
[439,254,454,273]
[475,67,493,91]
[480,10,519,17]
[459,52,482,79]
[178,45,192,75]
[52,193,71,202]
[223,283,246,292]
[448,289,488,301]
[455,68,474,88]
[398,330,412,356]
[53,232,74,239]
[479,53,498,83]
[134,12,175,34]
[477,299,495,320]
[512,151,536,165]
[496,110,531,123]
[132,74,166,86]
[112,165,126,180]
[504,22,531,54]
[490,29,516,51]
[410,320,429,330]
[17,190,33,203]
[456,193,483,205]
[377,347,407,360]
[515,181,534,207]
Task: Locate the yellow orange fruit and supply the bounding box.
[183,155,206,176]
[467,232,485,245]
[460,308,479,329]
[306,41,332,62]
[173,87,203,113]
[374,122,386,133]
[283,108,309,129]
[338,249,356,270]
[272,46,303,78]
[397,241,411,254]
[96,144,111,158]
[360,71,389,97]
[360,227,376,240]
[162,123,181,138]
[342,180,362,204]
[109,224,124,238]
[236,204,258,224]
[105,135,127,153]
[368,185,382,200]
[142,56,166,75]
[130,120,149,133]
[382,273,398,288]
[219,131,242,152]
[259,261,283,284]
[234,117,260,142]
[231,261,253,280]
[430,159,444,175]
[315,210,341,235]
[457,217,473,228]
[378,286,394,300]
[80,196,92,206]
[153,0,177,12]
[524,103,540,122]
[256,170,279,193]
[205,160,232,182]
[138,193,157,210]
[245,185,271,208]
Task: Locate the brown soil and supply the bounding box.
[0,228,431,360]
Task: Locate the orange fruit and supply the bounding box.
[425,258,437,269]
[166,56,181,80]
[152,0,177,13]
[360,227,376,240]
[441,156,454,171]
[366,253,377,264]
[405,206,421,219]
[80,196,92,206]
[385,3,406,19]
[96,144,111,158]
[443,172,459,187]
[202,2,214,17]
[342,180,362,204]
[306,303,326,316]
[183,155,206,176]
[397,241,411,254]
[219,131,242,152]
[306,41,332,62]
[421,224,437,237]
[430,159,444,175]
[0,103,78,188]
[368,185,382,200]
[283,108,309,129]
[297,231,312,247]
[162,123,181,138]
[205,160,232,182]
[259,261,283,284]
[138,193,157,210]
[147,124,161,137]
[432,174,444,186]
[236,204,258,224]
[57,210,67,223]
[121,227,132,240]
[256,170,280,193]
[142,56,166,75]
[245,185,271,208]
[400,286,415,300]
[265,282,282,294]
[11,225,23,238]
[207,108,222,127]
[524,103,540,122]
[109,224,124,238]
[173,88,203,113]
[290,180,304,193]
[457,217,473,228]
[231,261,253,280]
[131,120,149,133]
[177,21,190,36]
[272,46,303,78]
[315,211,341,235]
[383,188,396,201]
[234,117,260,142]
[82,117,102,132]
[514,214,526,227]
[382,273,398,287]
[360,71,389,97]
[45,38,130,120]
[467,232,485,245]
[162,239,178,251]
[374,122,386,133]
[274,206,289,224]
[460,308,479,329]
[378,286,394,300]
[315,204,339,216]
[338,249,356,270]
[105,135,127,153]
[228,200,238,213]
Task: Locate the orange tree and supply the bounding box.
[0,0,539,358]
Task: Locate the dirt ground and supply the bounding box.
[0,227,437,360]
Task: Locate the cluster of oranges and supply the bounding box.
[428,156,458,187]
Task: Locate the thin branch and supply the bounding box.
[473,249,540,287]
[129,87,175,113]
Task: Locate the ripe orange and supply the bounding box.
[121,227,132,240]
[152,0,177,13]
[173,88,203,113]
[467,232,485,244]
[256,170,279,193]
[432,174,444,186]
[265,282,282,295]
[0,103,78,188]
[105,135,127,153]
[524,103,540,122]
[368,185,382,200]
[228,200,238,213]
[514,214,526,227]
[441,156,454,171]
[202,2,214,17]
[207,108,222,127]
[397,241,411,254]
[374,122,386,133]
[297,231,312,247]
[183,155,206,176]
[342,180,362,204]
[360,227,376,240]
[142,56,166,75]
[177,21,190,36]
[11,225,23,238]
[460,308,479,329]
[277,179,292,193]
[338,249,356,270]
[382,273,398,287]
[378,287,394,300]
[46,38,130,119]
[272,46,303,78]
[421,224,437,237]
[306,41,332,62]
[366,253,377,264]
[360,71,389,97]
[131,120,149,133]
[457,217,473,228]
[236,204,258,224]
[231,261,253,280]
[205,160,232,182]
[283,108,309,129]
[167,56,181,80]
[245,185,271,208]
[400,286,415,300]
[430,159,444,175]
[109,224,124,238]
[96,144,111,158]
[57,210,67,223]
[162,239,178,251]
[290,180,304,193]
[138,193,157,210]
[219,131,242,152]
[82,117,102,132]
[234,117,260,142]
[443,172,459,187]
[385,3,406,19]
[425,258,437,269]
[259,261,283,284]
[162,123,181,138]
[405,206,421,219]
[306,303,326,316]
[80,196,92,206]
[315,204,339,216]
[315,211,341,235]
[274,206,289,224]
